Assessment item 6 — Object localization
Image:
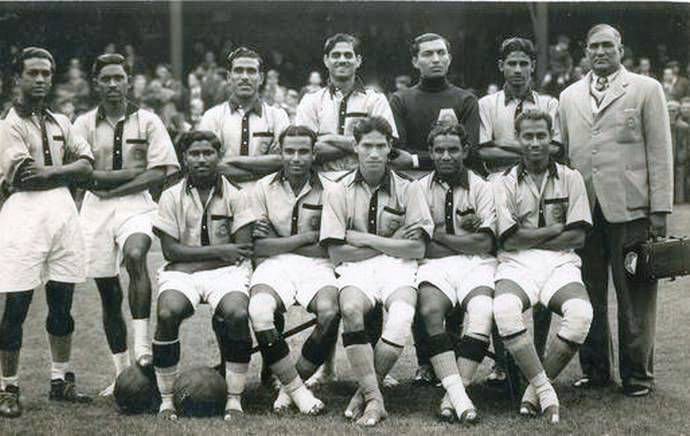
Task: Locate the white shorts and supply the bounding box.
[157,262,251,311]
[251,254,336,309]
[0,188,86,292]
[495,249,583,307]
[417,255,497,306]
[80,191,156,278]
[336,254,417,305]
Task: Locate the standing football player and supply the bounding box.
[73,53,180,395]
[248,125,339,415]
[416,123,496,423]
[492,109,593,423]
[320,116,433,426]
[0,47,93,418]
[151,131,256,421]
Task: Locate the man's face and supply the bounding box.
[323,42,361,81]
[133,75,147,94]
[156,65,170,81]
[499,51,534,88]
[413,39,451,79]
[586,28,623,76]
[18,57,52,100]
[309,71,322,86]
[430,134,466,177]
[355,130,390,173]
[680,101,690,121]
[639,59,651,73]
[96,64,129,104]
[190,100,204,122]
[184,140,220,179]
[663,68,674,83]
[667,102,680,121]
[228,57,262,99]
[518,119,552,166]
[281,135,314,179]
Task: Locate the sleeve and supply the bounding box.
[230,188,257,233]
[558,92,570,159]
[460,95,480,149]
[145,114,180,174]
[473,178,497,237]
[249,181,269,220]
[268,108,291,154]
[564,169,593,231]
[370,92,399,140]
[493,176,519,243]
[478,96,493,145]
[319,183,348,245]
[198,108,219,135]
[389,92,408,150]
[295,94,320,133]
[65,122,94,163]
[71,115,90,149]
[0,120,33,185]
[403,181,434,239]
[152,189,180,240]
[643,81,674,214]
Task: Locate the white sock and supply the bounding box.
[531,371,558,411]
[132,319,151,358]
[225,362,248,412]
[113,351,131,376]
[440,374,473,412]
[285,376,316,411]
[1,375,19,389]
[51,362,69,381]
[155,365,178,411]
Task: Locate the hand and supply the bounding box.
[649,213,668,239]
[389,149,414,170]
[393,219,426,240]
[214,243,253,263]
[90,189,113,200]
[460,214,483,232]
[253,219,277,239]
[16,162,52,187]
[346,230,371,247]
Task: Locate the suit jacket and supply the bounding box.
[559,67,673,223]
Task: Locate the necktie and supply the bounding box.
[595,76,609,92]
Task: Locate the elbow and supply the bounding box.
[78,160,93,179]
[571,233,586,249]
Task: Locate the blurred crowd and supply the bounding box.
[1,35,689,202]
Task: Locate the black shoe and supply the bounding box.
[0,385,21,418]
[413,365,438,385]
[572,376,612,389]
[49,372,92,403]
[623,384,651,397]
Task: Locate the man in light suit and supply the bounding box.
[559,24,673,397]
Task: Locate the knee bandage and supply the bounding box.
[559,298,593,345]
[381,301,415,348]
[248,293,278,332]
[465,295,493,338]
[492,293,526,338]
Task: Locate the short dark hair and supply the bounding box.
[226,46,264,71]
[91,53,131,77]
[353,116,393,144]
[500,37,536,60]
[324,33,361,57]
[278,125,317,149]
[586,24,622,45]
[410,33,451,58]
[177,131,222,154]
[13,47,55,75]
[427,122,468,150]
[514,109,553,135]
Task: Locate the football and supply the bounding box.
[173,367,227,417]
[113,365,160,414]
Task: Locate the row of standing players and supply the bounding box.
[0,23,673,425]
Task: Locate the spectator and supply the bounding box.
[662,63,689,101]
[299,70,323,99]
[189,97,204,130]
[638,57,654,78]
[130,73,147,105]
[541,45,575,97]
[284,88,299,122]
[201,66,229,107]
[669,100,688,203]
[104,42,116,54]
[485,83,499,95]
[55,97,77,122]
[55,65,91,113]
[123,44,146,75]
[262,69,285,105]
[394,74,412,92]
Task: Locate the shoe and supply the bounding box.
[223,408,244,421]
[543,404,559,424]
[98,381,115,397]
[49,372,93,403]
[158,407,178,421]
[486,365,506,385]
[438,394,456,423]
[0,385,21,418]
[136,354,154,368]
[623,384,651,397]
[413,364,437,385]
[572,376,612,389]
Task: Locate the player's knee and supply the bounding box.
[248,293,277,331]
[465,294,494,337]
[314,297,339,329]
[339,299,365,329]
[559,298,593,345]
[418,300,446,331]
[382,301,415,347]
[46,311,74,337]
[493,293,525,338]
[156,303,184,329]
[123,246,147,271]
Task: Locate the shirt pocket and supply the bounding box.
[543,197,569,225]
[126,139,149,168]
[301,203,323,232]
[455,207,476,232]
[616,108,642,144]
[210,214,234,243]
[379,206,405,237]
[343,112,368,136]
[252,131,274,154]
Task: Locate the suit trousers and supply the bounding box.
[577,202,657,388]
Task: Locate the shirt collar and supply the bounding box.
[185,174,224,199]
[431,168,469,190]
[350,167,392,194]
[96,101,140,122]
[270,169,323,190]
[228,95,263,117]
[12,99,55,120]
[515,160,559,183]
[328,76,366,97]
[503,84,536,105]
[591,67,622,87]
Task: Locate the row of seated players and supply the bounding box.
[150,111,593,426]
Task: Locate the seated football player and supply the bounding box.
[492,109,593,424]
[320,116,433,426]
[151,131,256,421]
[247,125,338,415]
[416,123,497,424]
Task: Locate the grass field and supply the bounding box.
[0,206,689,435]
